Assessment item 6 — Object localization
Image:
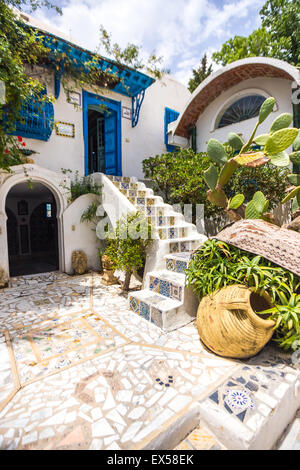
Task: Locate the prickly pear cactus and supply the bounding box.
[203,96,299,227]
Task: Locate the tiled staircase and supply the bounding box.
[107,175,207,332]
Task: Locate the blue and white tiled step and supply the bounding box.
[107,175,206,331]
[128,290,183,330]
[165,252,192,273]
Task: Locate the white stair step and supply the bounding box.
[128,289,196,332]
[146,270,186,302]
[147,270,186,285]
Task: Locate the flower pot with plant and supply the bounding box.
[102,211,154,292]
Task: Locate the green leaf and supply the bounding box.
[217,158,238,186]
[253,134,269,146]
[282,186,300,204]
[288,174,300,186]
[292,196,300,213]
[258,97,276,124]
[252,191,267,212]
[204,164,219,190]
[207,139,228,165]
[269,113,293,134]
[265,128,299,155]
[245,200,262,219]
[228,194,245,210]
[289,151,300,165]
[227,132,244,151]
[293,130,300,151]
[269,151,290,167]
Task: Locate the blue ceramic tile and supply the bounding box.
[140,301,150,321]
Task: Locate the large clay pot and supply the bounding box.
[196,284,275,359]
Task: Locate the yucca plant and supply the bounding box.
[258,292,300,351]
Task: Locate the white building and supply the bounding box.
[0,12,190,280]
[170,57,300,164]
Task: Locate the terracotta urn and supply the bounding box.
[197,284,275,359]
[101,255,118,285]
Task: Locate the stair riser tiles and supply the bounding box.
[149,276,183,302]
[158,228,187,240]
[169,240,201,253]
[151,216,176,227]
[166,259,189,274]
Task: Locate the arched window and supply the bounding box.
[217,95,266,129]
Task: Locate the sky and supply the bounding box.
[29,0,266,86]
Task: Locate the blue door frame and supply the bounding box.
[82,90,122,176]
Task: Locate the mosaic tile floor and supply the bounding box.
[0,271,299,450]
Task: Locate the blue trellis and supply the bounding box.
[5,86,54,141]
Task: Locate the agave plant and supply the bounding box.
[203,97,299,227]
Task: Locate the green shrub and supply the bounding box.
[225,164,290,210]
[142,149,290,221]
[103,212,154,291]
[143,149,225,220]
[185,239,300,351]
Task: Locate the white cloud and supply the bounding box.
[33,0,265,85]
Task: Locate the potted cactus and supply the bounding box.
[203,97,300,230]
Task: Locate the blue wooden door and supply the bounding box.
[104,112,117,175]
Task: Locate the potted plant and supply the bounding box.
[102,211,154,291]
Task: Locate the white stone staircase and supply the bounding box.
[106,175,207,332]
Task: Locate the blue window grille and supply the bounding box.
[217,95,266,129]
[5,86,54,141]
[164,107,179,152]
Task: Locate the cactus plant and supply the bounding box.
[203,97,299,225]
[245,192,269,220]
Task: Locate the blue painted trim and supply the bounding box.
[31,26,155,98]
[132,90,145,127]
[82,90,122,176]
[164,107,180,152]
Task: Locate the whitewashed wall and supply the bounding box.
[195,77,293,152]
[21,71,190,181]
[62,193,102,274]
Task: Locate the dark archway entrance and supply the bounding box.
[6,182,59,276]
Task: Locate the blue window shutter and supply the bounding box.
[164,107,179,152]
[5,86,54,141]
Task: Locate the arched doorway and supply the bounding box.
[5,182,59,276]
